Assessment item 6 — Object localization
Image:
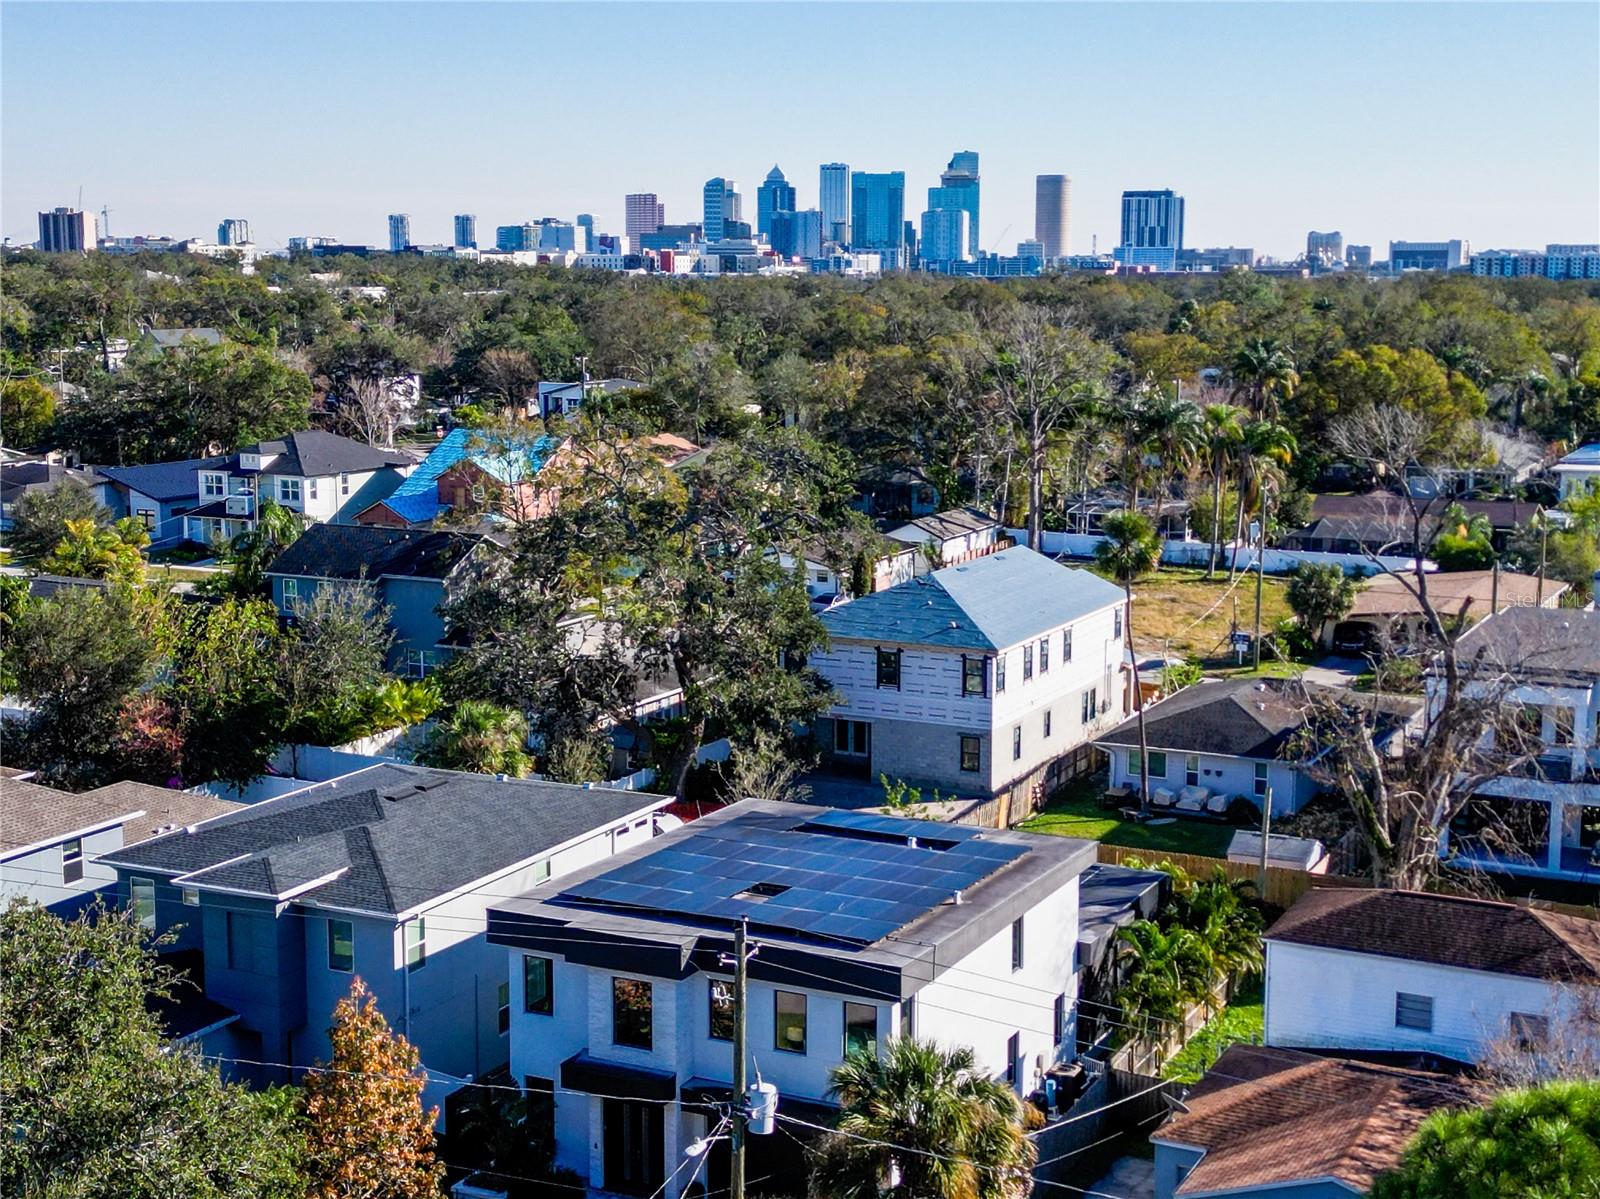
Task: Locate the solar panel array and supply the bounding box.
[559,809,1028,945]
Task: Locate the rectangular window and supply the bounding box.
[1043,709,1052,739]
[327,918,354,973]
[1081,688,1098,723]
[1053,994,1068,1045]
[899,995,916,1039]
[844,1002,877,1057]
[278,477,302,504]
[834,720,869,756]
[775,990,807,1054]
[1148,751,1168,779]
[62,838,83,885]
[876,648,902,690]
[531,859,552,886]
[405,650,438,679]
[1011,917,1025,971]
[1039,639,1051,675]
[1022,644,1034,681]
[1005,1032,1020,1085]
[1254,762,1269,797]
[1554,707,1576,746]
[1510,1012,1549,1046]
[1063,627,1073,662]
[282,578,299,602]
[709,979,735,1040]
[994,653,1005,694]
[1186,755,1200,787]
[137,507,156,529]
[523,955,553,1014]
[1395,992,1434,1032]
[613,978,652,1048]
[1012,725,1022,761]
[202,472,225,498]
[964,655,987,697]
[498,981,511,1034]
[960,735,981,773]
[1114,607,1123,639]
[340,472,350,496]
[405,918,426,972]
[181,886,199,906]
[130,876,155,931]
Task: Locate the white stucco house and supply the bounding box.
[1552,442,1600,501]
[812,546,1130,818]
[1263,888,1600,1065]
[1438,608,1600,880]
[886,506,1003,571]
[486,801,1097,1199]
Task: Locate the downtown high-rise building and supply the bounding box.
[1306,229,1343,264]
[1116,190,1184,271]
[217,218,252,246]
[771,209,824,260]
[850,171,907,268]
[819,163,850,246]
[454,214,477,249]
[919,207,971,265]
[37,207,95,253]
[756,165,797,240]
[702,178,742,242]
[576,213,594,251]
[1034,175,1071,259]
[388,213,411,253]
[927,150,980,257]
[625,193,666,242]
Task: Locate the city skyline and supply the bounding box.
[2,3,1596,257]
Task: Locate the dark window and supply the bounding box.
[1510,1012,1549,1047]
[775,991,807,1054]
[844,1002,877,1057]
[1186,755,1199,787]
[498,982,511,1034]
[876,648,901,689]
[1081,687,1098,723]
[613,978,652,1048]
[1043,709,1052,739]
[1254,762,1269,797]
[1022,644,1034,680]
[1053,994,1068,1045]
[130,876,155,931]
[1011,917,1025,970]
[62,838,83,885]
[899,995,916,1039]
[964,655,987,697]
[993,654,1005,694]
[1395,992,1433,1032]
[709,979,734,1040]
[328,919,354,973]
[1114,607,1123,639]
[1063,627,1073,662]
[1148,751,1167,779]
[1012,725,1022,761]
[1038,637,1049,673]
[406,918,426,972]
[1005,1032,1020,1084]
[835,720,869,756]
[960,735,981,773]
[524,1077,555,1158]
[524,955,553,1014]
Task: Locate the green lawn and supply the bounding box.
[1018,778,1238,857]
[1160,978,1265,1084]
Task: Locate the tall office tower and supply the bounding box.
[919,207,971,265]
[925,150,979,257]
[1116,190,1185,271]
[702,178,741,241]
[576,213,594,252]
[625,194,666,242]
[755,165,797,240]
[1034,175,1071,258]
[36,207,95,253]
[770,209,824,260]
[535,218,578,252]
[453,214,477,249]
[850,172,907,268]
[217,218,252,246]
[1389,240,1468,271]
[1306,230,1343,264]
[819,163,850,245]
[496,223,537,252]
[388,213,411,253]
[1346,245,1373,270]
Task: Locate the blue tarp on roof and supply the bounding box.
[372,428,556,524]
[820,546,1125,651]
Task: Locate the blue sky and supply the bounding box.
[3,2,1596,257]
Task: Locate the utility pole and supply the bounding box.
[1537,516,1549,606]
[1257,784,1273,897]
[1252,492,1269,670]
[731,917,750,1199]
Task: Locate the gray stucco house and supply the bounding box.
[98,762,672,1126]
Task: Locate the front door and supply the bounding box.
[832,719,872,777]
[602,1098,664,1197]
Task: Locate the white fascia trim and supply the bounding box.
[2,809,144,861]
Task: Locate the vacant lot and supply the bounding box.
[1109,565,1293,663]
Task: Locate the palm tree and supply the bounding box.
[1200,402,1246,577]
[1096,510,1162,811]
[1140,392,1205,537]
[418,700,531,777]
[1106,384,1155,511]
[1226,420,1297,583]
[1115,921,1210,1042]
[222,499,307,597]
[809,1038,1037,1199]
[1229,339,1299,420]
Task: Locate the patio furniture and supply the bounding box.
[1102,784,1134,810]
[1205,792,1231,815]
[1152,787,1177,809]
[1175,786,1210,813]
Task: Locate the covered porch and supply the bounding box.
[1443,773,1600,881]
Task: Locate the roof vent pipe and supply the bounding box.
[951,888,963,905]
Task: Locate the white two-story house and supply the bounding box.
[486,801,1097,1199]
[1264,887,1600,1065]
[1438,607,1600,880]
[813,546,1129,817]
[182,430,416,545]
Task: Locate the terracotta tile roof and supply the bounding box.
[1155,1045,1465,1195]
[1266,888,1600,983]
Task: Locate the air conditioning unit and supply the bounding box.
[225,494,254,517]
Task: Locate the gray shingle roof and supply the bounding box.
[1096,678,1307,759]
[78,781,244,847]
[229,430,415,478]
[820,547,1124,651]
[266,523,487,582]
[97,764,669,915]
[0,777,146,854]
[886,506,1000,544]
[1455,607,1600,684]
[96,455,228,502]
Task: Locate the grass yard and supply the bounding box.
[1160,978,1266,1084]
[1112,565,1294,664]
[1019,777,1238,857]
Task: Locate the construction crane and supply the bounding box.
[987,223,1012,255]
[100,206,112,238]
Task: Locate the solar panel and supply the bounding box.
[560,807,1028,946]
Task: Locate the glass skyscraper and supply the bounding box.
[756,166,796,240]
[702,177,742,242]
[819,163,850,246]
[1116,190,1185,271]
[388,213,411,253]
[932,150,980,258]
[850,171,906,268]
[453,214,476,250]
